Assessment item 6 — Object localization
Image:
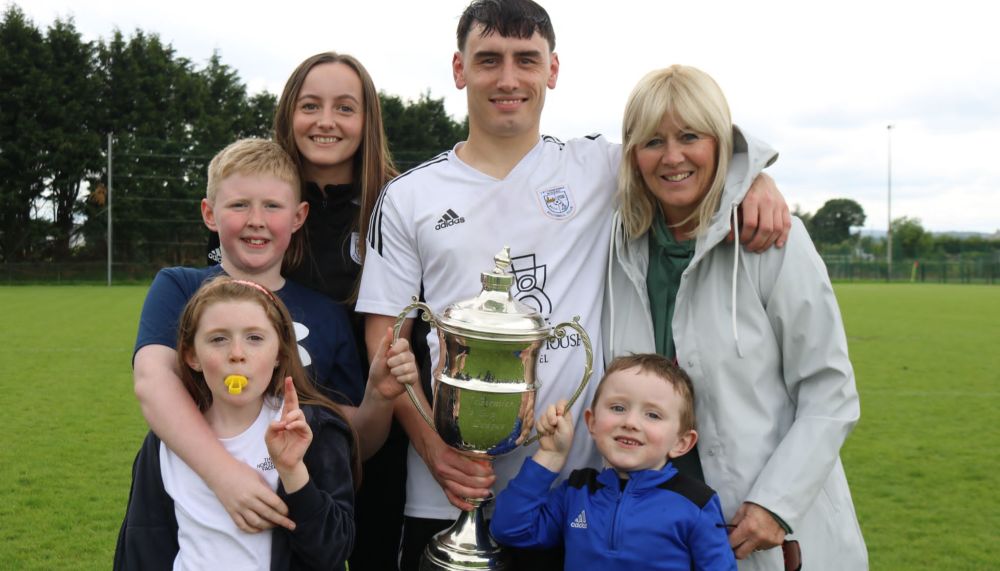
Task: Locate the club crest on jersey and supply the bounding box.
[350,232,361,265]
[536,186,575,220]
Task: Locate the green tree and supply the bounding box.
[189,53,272,153]
[809,198,866,244]
[246,91,278,137]
[0,5,48,262]
[380,91,467,169]
[80,30,202,265]
[2,8,465,272]
[185,53,259,208]
[859,234,883,258]
[932,234,1000,258]
[71,30,278,270]
[41,17,102,260]
[892,216,933,259]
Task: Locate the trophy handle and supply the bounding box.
[524,316,593,446]
[392,297,438,430]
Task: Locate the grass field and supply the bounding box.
[0,283,997,569]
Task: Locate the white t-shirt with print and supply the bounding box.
[161,399,282,570]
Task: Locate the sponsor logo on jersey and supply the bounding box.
[435,208,466,230]
[208,247,222,264]
[508,251,590,365]
[536,186,575,220]
[511,253,552,315]
[545,331,584,351]
[570,510,588,529]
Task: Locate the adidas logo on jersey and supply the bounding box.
[570,510,588,529]
[208,247,222,264]
[434,208,465,230]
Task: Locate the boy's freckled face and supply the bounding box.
[202,174,307,280]
[185,300,279,408]
[585,368,693,477]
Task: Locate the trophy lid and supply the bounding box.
[437,247,551,341]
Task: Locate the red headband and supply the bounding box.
[231,279,277,303]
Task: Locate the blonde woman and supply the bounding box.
[604,65,867,570]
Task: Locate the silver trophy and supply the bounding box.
[392,247,593,571]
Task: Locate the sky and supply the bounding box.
[18,0,1000,234]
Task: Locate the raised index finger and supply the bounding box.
[283,377,299,415]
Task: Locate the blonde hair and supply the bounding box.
[206,138,301,204]
[618,65,733,240]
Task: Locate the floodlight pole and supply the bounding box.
[886,124,893,281]
[107,132,113,286]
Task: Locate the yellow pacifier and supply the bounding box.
[224,375,248,395]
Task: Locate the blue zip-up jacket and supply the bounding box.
[491,458,736,570]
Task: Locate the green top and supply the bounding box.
[646,211,695,360]
[645,211,704,481]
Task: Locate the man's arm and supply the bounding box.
[133,345,293,532]
[341,327,417,460]
[735,172,792,252]
[365,314,494,510]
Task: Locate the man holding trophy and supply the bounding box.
[357,1,788,569]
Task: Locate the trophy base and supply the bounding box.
[418,498,509,571]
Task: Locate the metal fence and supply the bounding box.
[822,258,999,284]
[1,261,170,284]
[3,256,998,286]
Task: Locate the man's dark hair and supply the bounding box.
[457,0,556,52]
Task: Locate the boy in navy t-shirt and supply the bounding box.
[133,138,410,535]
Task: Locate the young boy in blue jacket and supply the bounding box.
[491,353,736,570]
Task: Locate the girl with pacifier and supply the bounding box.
[115,277,416,570]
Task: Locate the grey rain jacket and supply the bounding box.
[603,126,868,570]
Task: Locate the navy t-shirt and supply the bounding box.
[133,266,364,405]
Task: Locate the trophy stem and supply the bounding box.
[419,494,510,571]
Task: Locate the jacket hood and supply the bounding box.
[691,125,779,265]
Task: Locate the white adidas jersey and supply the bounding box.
[358,135,621,519]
